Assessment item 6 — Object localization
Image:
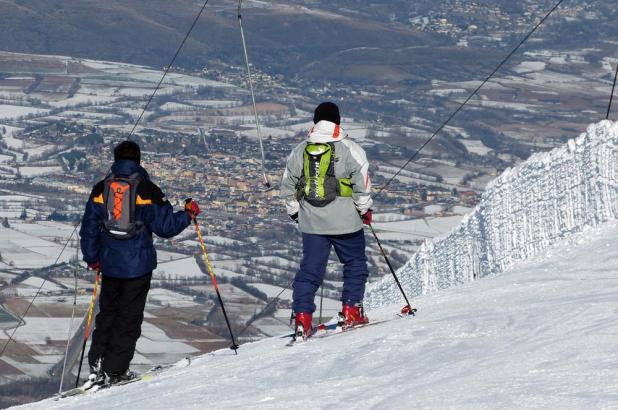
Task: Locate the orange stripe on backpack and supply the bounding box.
[110,182,129,220]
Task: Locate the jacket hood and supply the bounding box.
[111,159,150,179]
[307,120,348,143]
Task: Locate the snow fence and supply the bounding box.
[365,120,618,309]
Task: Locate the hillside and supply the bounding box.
[14,119,618,408]
[17,219,618,409]
[0,0,440,83]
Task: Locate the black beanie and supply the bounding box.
[313,102,340,125]
[114,140,141,163]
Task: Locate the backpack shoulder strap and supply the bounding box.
[127,172,144,228]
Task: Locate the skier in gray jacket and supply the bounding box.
[281,102,373,340]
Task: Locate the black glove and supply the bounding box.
[289,212,299,223]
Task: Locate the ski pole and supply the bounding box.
[190,210,239,353]
[318,283,324,325]
[75,272,101,387]
[367,223,416,316]
[607,63,618,120]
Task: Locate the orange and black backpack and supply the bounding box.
[102,172,145,239]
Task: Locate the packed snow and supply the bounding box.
[18,220,618,409]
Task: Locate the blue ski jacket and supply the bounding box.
[79,160,191,279]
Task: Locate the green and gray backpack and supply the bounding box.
[296,142,353,207]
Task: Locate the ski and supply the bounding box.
[57,357,191,399]
[285,308,417,347]
[285,320,383,347]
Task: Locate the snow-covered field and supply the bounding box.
[20,220,618,410]
[137,321,200,356]
[147,288,197,308]
[0,225,78,269]
[460,138,493,155]
[153,256,203,280]
[10,317,76,345]
[17,166,64,177]
[372,215,464,241]
[249,282,341,320]
[0,105,49,120]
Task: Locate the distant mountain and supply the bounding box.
[3,0,615,89]
[0,0,440,83]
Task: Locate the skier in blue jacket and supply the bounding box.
[80,140,200,385]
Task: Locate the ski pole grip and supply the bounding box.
[185,198,198,222]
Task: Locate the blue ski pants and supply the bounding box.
[293,229,369,314]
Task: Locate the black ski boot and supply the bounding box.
[83,360,104,390]
[106,369,138,385]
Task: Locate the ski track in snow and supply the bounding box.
[18,222,618,410]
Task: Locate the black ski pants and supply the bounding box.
[88,272,151,375]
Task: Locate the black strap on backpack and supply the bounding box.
[102,172,145,240]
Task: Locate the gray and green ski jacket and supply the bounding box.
[280,120,373,235]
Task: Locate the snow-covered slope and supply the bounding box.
[18,221,618,409]
[366,120,618,309]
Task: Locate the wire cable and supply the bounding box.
[373,0,566,199]
[127,0,211,138]
[58,253,79,394]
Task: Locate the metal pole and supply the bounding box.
[58,247,79,394]
[238,0,271,189]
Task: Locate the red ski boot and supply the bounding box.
[340,304,369,328]
[294,312,313,340]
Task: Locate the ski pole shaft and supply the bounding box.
[607,64,618,120]
[75,272,100,387]
[192,218,239,353]
[368,223,413,310]
[75,339,88,388]
[319,283,324,325]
